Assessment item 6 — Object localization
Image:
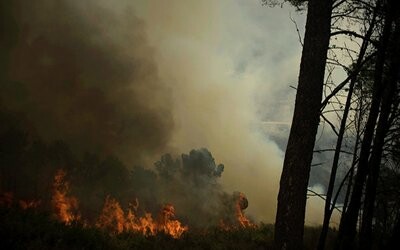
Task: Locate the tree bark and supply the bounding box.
[273,1,332,249]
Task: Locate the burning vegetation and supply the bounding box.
[95,196,188,238]
[46,158,254,238]
[52,169,80,224]
[235,192,255,228]
[1,141,255,239]
[49,167,190,238]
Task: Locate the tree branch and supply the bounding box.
[320,52,376,110]
[330,30,378,46]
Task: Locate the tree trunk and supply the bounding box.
[273,1,332,249]
[335,1,395,249]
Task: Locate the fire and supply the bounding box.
[0,191,41,210]
[158,203,188,238]
[52,169,80,224]
[2,169,254,238]
[49,169,188,237]
[125,210,157,235]
[96,196,125,233]
[216,192,256,231]
[235,192,255,228]
[93,191,254,235]
[96,197,188,238]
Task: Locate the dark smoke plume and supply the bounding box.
[0,0,173,164]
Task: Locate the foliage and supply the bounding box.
[261,0,307,11]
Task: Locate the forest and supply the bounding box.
[1,0,400,249]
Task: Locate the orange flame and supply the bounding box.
[3,169,254,236]
[52,169,80,224]
[96,196,127,234]
[96,197,188,238]
[158,203,188,238]
[235,192,255,228]
[124,199,157,235]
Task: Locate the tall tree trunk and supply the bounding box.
[359,15,400,250]
[273,0,332,249]
[317,7,378,248]
[336,1,395,249]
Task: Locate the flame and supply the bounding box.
[125,199,157,235]
[51,169,80,224]
[2,169,254,237]
[158,203,188,238]
[94,191,254,234]
[126,210,157,235]
[49,170,188,237]
[96,196,125,233]
[96,197,188,238]
[0,191,41,210]
[235,192,255,228]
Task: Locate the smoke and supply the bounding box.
[150,148,242,228]
[133,0,290,222]
[1,0,173,165]
[1,0,328,224]
[71,148,248,229]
